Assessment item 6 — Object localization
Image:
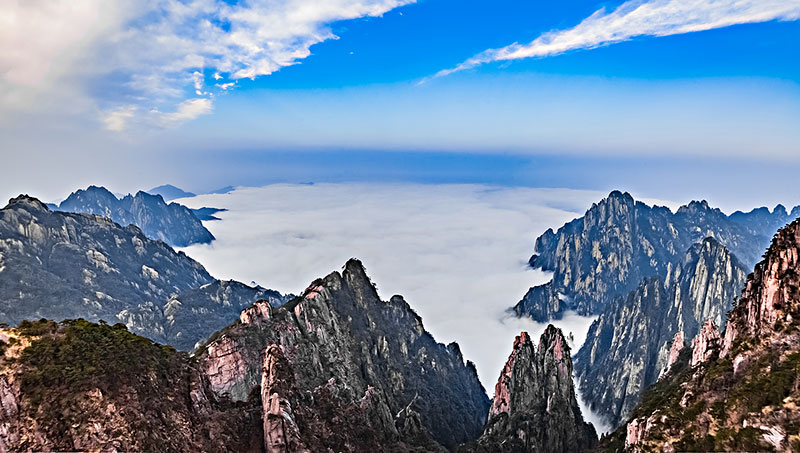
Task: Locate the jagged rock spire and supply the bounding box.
[473,326,596,452]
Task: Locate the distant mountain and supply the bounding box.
[606,217,800,452]
[514,191,798,321]
[191,207,227,221]
[146,184,196,201]
[0,195,286,350]
[468,327,597,452]
[207,185,235,195]
[0,260,489,451]
[58,185,213,247]
[574,238,748,428]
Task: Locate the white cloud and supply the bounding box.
[0,0,414,128]
[176,183,626,426]
[434,0,800,78]
[102,106,136,132]
[100,98,213,131]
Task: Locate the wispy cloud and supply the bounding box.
[433,0,800,79]
[0,0,414,130]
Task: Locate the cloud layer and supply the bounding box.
[0,0,413,130]
[177,183,630,430]
[435,0,800,78]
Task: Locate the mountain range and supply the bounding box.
[56,185,214,247]
[604,216,800,451]
[0,195,286,351]
[515,191,798,322]
[0,188,798,451]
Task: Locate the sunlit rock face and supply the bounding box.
[574,237,747,428]
[58,185,213,247]
[199,259,490,451]
[515,191,794,322]
[0,260,489,452]
[0,195,286,350]
[0,320,264,453]
[468,326,597,453]
[607,218,800,452]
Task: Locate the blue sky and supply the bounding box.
[1,0,799,205]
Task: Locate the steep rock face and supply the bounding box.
[164,280,288,350]
[58,186,213,247]
[574,238,747,428]
[690,318,720,367]
[0,319,262,453]
[470,327,597,452]
[516,191,792,321]
[0,195,283,351]
[199,259,489,450]
[606,218,800,452]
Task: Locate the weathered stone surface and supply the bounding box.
[662,331,685,377]
[516,191,794,321]
[690,318,720,367]
[0,195,287,351]
[602,218,800,452]
[200,259,489,450]
[58,185,213,247]
[0,320,263,453]
[574,238,747,428]
[468,326,597,452]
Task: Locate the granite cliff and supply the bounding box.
[514,191,795,321]
[199,258,490,450]
[0,260,490,452]
[466,326,597,452]
[574,238,748,428]
[58,186,213,247]
[600,217,800,451]
[0,195,286,351]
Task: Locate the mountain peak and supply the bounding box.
[722,217,800,356]
[147,185,195,201]
[5,194,49,211]
[477,325,597,452]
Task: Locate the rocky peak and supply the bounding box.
[261,344,306,452]
[573,238,747,428]
[676,199,715,215]
[474,326,596,452]
[516,192,773,324]
[662,331,685,377]
[690,318,720,367]
[601,217,800,451]
[723,217,800,356]
[490,331,531,417]
[4,195,49,212]
[199,259,490,450]
[57,185,214,247]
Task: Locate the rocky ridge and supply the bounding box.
[603,217,800,452]
[467,326,597,452]
[199,259,490,450]
[574,238,748,428]
[0,195,286,351]
[0,260,491,452]
[58,185,213,247]
[515,191,796,321]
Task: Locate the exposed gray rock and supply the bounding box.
[0,195,285,350]
[58,185,213,247]
[469,326,597,452]
[199,259,490,450]
[515,191,795,321]
[573,238,747,428]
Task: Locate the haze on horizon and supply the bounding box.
[1,0,799,208]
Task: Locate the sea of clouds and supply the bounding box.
[178,183,661,432]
